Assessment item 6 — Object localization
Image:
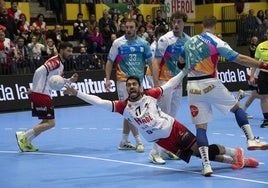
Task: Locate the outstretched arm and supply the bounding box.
[161,68,188,94]
[64,84,114,111]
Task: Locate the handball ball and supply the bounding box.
[49,75,65,91]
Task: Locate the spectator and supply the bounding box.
[16,13,30,35]
[256,17,268,42]
[130,5,141,19]
[87,13,98,34]
[73,45,94,71]
[73,12,88,44]
[145,14,155,38]
[32,13,47,37]
[27,35,46,72]
[116,22,126,38]
[13,36,29,74]
[120,11,129,24]
[111,13,120,33]
[47,24,69,48]
[101,23,113,53]
[152,9,169,30]
[99,10,116,34]
[256,10,265,25]
[89,26,106,53]
[246,9,258,43]
[7,1,21,23]
[43,38,58,59]
[0,7,18,41]
[136,13,146,28]
[138,25,150,42]
[0,29,18,75]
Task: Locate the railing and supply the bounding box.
[0,53,108,76]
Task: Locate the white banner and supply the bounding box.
[166,0,195,19]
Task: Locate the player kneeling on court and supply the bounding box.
[64,69,259,176]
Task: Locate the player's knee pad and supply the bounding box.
[208,144,220,161]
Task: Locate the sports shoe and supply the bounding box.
[15,131,38,152]
[247,137,268,150]
[237,89,246,101]
[244,158,259,168]
[160,150,179,160]
[118,141,136,150]
[260,120,268,128]
[231,148,244,169]
[148,152,166,164]
[202,163,213,176]
[136,143,145,153]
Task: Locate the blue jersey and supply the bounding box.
[108,35,152,82]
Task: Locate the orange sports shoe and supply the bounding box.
[231,148,245,169]
[244,158,259,168]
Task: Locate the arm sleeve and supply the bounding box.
[161,68,188,94]
[77,91,114,112]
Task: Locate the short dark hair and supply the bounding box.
[170,10,187,22]
[202,15,217,28]
[126,76,141,86]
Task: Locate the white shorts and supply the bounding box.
[116,81,128,100]
[187,78,237,124]
[158,80,182,117]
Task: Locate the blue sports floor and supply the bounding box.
[1,93,268,188]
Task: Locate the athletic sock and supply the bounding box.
[225,147,236,156]
[24,129,36,143]
[135,135,143,145]
[121,133,129,143]
[241,124,254,140]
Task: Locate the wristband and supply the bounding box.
[258,62,268,70]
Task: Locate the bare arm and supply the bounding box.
[64,84,113,111]
[234,54,261,68]
[152,57,161,87]
[105,60,113,89]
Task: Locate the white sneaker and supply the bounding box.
[237,89,248,101]
[247,137,268,150]
[148,152,166,164]
[136,143,145,153]
[160,150,179,160]
[202,163,213,176]
[118,141,136,150]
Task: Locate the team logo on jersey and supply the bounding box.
[190,105,199,117]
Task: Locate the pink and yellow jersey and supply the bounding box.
[184,32,239,77]
[154,31,190,80]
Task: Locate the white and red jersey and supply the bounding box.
[32,55,64,96]
[114,88,174,142]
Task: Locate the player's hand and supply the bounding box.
[23,88,32,95]
[105,79,111,91]
[64,84,78,96]
[70,73,78,82]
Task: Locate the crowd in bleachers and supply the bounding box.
[237,9,268,46]
[1,0,268,75]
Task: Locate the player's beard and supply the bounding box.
[129,90,142,101]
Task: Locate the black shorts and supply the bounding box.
[258,71,268,95]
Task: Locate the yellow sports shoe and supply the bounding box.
[16,132,38,152]
[160,150,179,160]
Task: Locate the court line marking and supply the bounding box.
[0,150,267,185]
